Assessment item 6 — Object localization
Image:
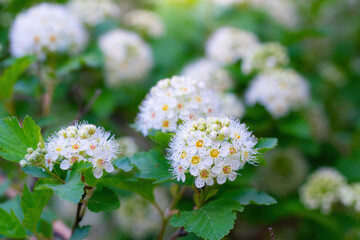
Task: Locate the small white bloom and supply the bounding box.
[10,3,88,60]
[123,10,165,38]
[220,93,245,118]
[135,76,222,136]
[99,29,153,86]
[245,69,310,118]
[168,117,259,188]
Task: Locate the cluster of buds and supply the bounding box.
[20,144,47,168]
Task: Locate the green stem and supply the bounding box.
[42,166,65,184]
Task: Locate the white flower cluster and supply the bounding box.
[256,148,308,197]
[123,9,165,38]
[220,93,245,118]
[10,3,88,60]
[339,183,360,212]
[68,0,120,26]
[181,58,233,91]
[20,144,47,168]
[99,29,153,86]
[242,42,289,74]
[44,122,120,179]
[300,168,346,214]
[206,27,260,65]
[117,136,139,157]
[168,117,258,188]
[245,69,309,118]
[135,76,221,136]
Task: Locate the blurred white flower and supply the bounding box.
[256,148,308,197]
[242,42,289,74]
[117,136,140,157]
[10,3,88,60]
[245,69,309,118]
[206,27,260,65]
[135,76,222,136]
[44,122,120,179]
[220,93,245,118]
[68,0,120,26]
[318,62,347,87]
[300,167,346,214]
[123,9,165,38]
[99,29,153,86]
[167,116,258,188]
[181,58,233,91]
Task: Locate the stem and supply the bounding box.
[71,186,93,233]
[43,167,65,184]
[268,227,276,240]
[41,80,55,117]
[74,89,102,121]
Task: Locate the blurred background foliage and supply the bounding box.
[0,0,360,239]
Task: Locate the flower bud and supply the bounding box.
[58,129,67,138]
[67,130,77,138]
[27,148,34,154]
[221,118,230,127]
[209,131,218,140]
[67,126,78,133]
[220,127,230,137]
[20,160,28,168]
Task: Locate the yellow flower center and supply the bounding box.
[70,156,79,164]
[234,133,241,140]
[222,165,231,174]
[97,159,105,166]
[72,144,79,150]
[229,147,237,155]
[210,149,219,158]
[90,144,96,150]
[200,170,209,179]
[195,96,202,102]
[243,151,249,160]
[180,151,187,159]
[56,146,62,152]
[191,156,200,165]
[162,104,169,111]
[162,120,170,127]
[195,140,204,148]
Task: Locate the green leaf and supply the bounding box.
[0,209,26,238]
[22,166,51,178]
[0,116,42,162]
[37,219,52,238]
[87,187,120,213]
[171,199,244,240]
[0,55,35,100]
[222,188,277,206]
[0,196,24,221]
[70,225,91,240]
[255,138,278,153]
[113,157,134,172]
[129,150,173,182]
[0,179,9,196]
[21,184,52,232]
[102,174,156,203]
[148,130,174,148]
[37,170,85,204]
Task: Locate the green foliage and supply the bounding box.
[0,209,26,239]
[255,138,278,153]
[113,157,134,172]
[37,170,85,204]
[21,185,52,232]
[37,219,52,239]
[129,150,173,182]
[70,226,91,240]
[88,187,120,213]
[0,116,42,162]
[171,199,244,240]
[148,130,174,148]
[0,55,35,100]
[22,165,51,178]
[222,188,277,206]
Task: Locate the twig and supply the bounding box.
[71,185,94,234]
[268,227,276,240]
[74,89,102,121]
[169,227,187,240]
[43,167,65,184]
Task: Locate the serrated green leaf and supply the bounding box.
[113,157,134,172]
[0,196,24,221]
[37,170,85,204]
[148,130,174,148]
[37,219,52,238]
[102,174,156,203]
[0,209,26,238]
[222,188,277,206]
[255,138,278,154]
[22,165,51,178]
[0,116,42,162]
[21,184,52,232]
[70,225,91,240]
[0,55,35,100]
[171,199,244,240]
[129,150,172,182]
[87,187,120,213]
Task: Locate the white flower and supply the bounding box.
[68,0,120,26]
[339,183,360,211]
[123,9,165,38]
[242,42,289,74]
[206,27,260,65]
[99,29,153,86]
[135,76,222,136]
[245,69,310,118]
[300,167,347,214]
[168,117,258,188]
[181,58,233,91]
[117,136,140,157]
[45,122,120,179]
[10,3,88,60]
[220,93,245,118]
